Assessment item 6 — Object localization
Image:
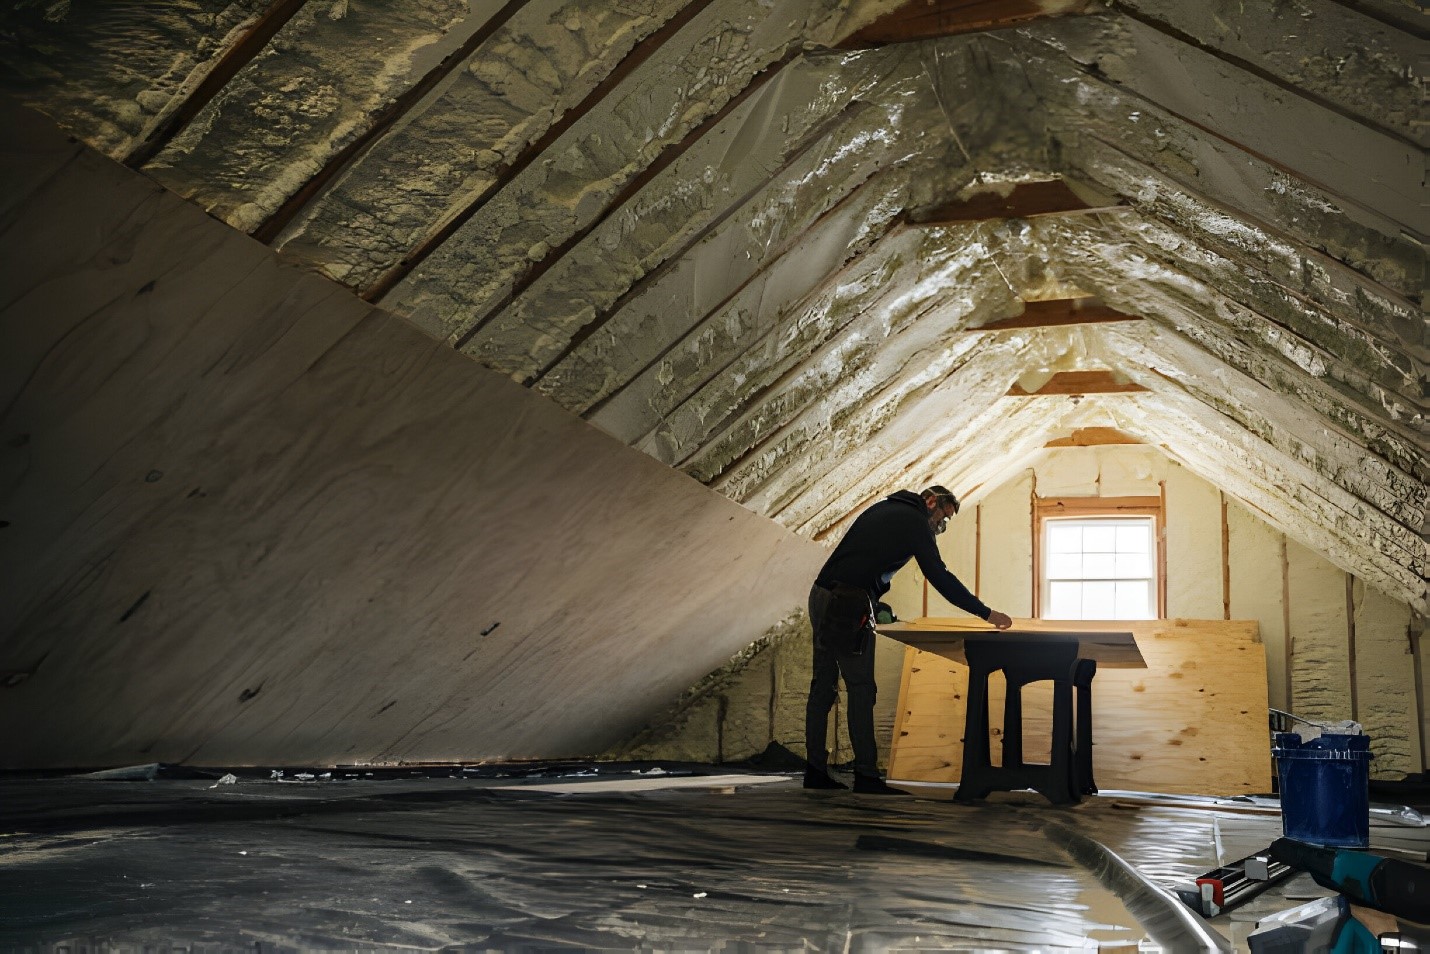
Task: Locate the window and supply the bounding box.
[1042,518,1157,620]
[1033,495,1166,620]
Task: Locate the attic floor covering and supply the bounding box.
[4,770,1426,951]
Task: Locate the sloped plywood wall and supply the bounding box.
[0,101,826,769]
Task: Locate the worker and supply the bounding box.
[804,486,1013,794]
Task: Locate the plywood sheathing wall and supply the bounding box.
[0,101,828,770]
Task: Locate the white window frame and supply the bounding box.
[1040,516,1157,620]
[1032,495,1166,620]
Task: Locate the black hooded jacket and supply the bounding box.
[815,490,991,620]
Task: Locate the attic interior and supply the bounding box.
[0,0,1426,949]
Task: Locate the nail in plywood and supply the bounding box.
[887,619,1271,796]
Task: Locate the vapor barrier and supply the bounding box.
[3,769,1411,951]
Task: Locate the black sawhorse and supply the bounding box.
[954,639,1098,805]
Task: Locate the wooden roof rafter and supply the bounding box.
[907,179,1126,226]
[1044,427,1143,447]
[967,298,1142,332]
[1006,370,1149,397]
[837,0,1095,49]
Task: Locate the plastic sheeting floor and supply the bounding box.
[0,770,1417,952]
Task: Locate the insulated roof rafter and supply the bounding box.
[1103,0,1418,150]
[1134,389,1426,612]
[547,162,915,416]
[252,0,531,246]
[635,225,1010,472]
[517,97,881,388]
[1010,16,1426,237]
[1102,324,1425,548]
[447,46,808,351]
[587,214,920,447]
[1036,217,1426,465]
[1059,131,1423,322]
[121,0,310,170]
[343,0,720,301]
[707,322,1018,508]
[785,388,1096,538]
[1046,216,1423,399]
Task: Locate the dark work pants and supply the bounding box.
[804,584,879,777]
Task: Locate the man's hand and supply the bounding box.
[986,610,1013,630]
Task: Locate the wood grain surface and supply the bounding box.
[888,619,1271,795]
[879,617,1145,668]
[0,100,828,769]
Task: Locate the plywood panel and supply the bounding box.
[889,619,1271,795]
[0,101,828,769]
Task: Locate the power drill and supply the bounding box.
[1269,837,1429,923]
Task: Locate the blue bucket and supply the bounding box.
[1272,732,1372,848]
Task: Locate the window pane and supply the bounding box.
[1048,524,1082,554]
[1083,553,1116,579]
[1040,515,1159,621]
[1047,582,1082,619]
[1082,581,1115,618]
[1114,581,1152,619]
[1084,525,1116,552]
[1116,524,1149,553]
[1115,552,1150,578]
[1048,553,1081,579]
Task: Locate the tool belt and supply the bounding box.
[815,582,874,655]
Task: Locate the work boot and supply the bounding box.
[853,773,910,796]
[803,767,847,790]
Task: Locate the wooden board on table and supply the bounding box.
[880,617,1145,668]
[887,619,1271,796]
